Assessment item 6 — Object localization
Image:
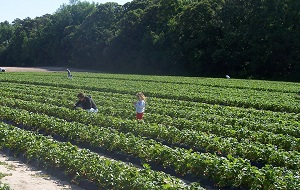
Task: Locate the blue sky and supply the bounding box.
[0,0,131,23]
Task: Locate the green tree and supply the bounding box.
[0,21,14,63]
[69,2,121,68]
[175,0,223,76]
[0,0,299,80]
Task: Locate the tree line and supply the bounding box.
[0,0,299,80]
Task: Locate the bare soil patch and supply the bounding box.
[0,151,84,190]
[0,67,96,73]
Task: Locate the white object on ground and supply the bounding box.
[88,108,98,113]
[225,75,230,79]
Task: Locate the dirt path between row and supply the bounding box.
[0,151,84,190]
[0,67,96,73]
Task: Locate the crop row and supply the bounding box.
[0,81,298,133]
[76,73,300,93]
[0,98,299,172]
[9,72,300,93]
[0,83,300,131]
[0,74,299,112]
[0,105,261,188]
[0,122,197,190]
[0,88,299,152]
[1,106,300,189]
[1,73,300,189]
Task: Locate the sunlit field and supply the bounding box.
[0,71,299,189]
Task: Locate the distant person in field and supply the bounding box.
[133,92,146,120]
[67,69,73,79]
[74,92,98,113]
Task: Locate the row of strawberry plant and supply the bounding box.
[0,106,299,189]
[77,72,300,93]
[9,72,300,93]
[0,75,299,113]
[1,80,299,133]
[0,81,298,136]
[66,77,300,113]
[0,98,299,171]
[1,89,298,152]
[0,122,197,190]
[0,106,263,188]
[1,82,298,137]
[1,82,299,152]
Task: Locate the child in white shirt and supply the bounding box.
[134,92,146,120]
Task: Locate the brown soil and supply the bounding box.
[0,151,84,190]
[0,67,96,72]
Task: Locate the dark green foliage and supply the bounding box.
[0,0,299,80]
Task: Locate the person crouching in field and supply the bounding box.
[134,92,146,120]
[74,92,98,113]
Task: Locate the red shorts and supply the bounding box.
[136,112,144,120]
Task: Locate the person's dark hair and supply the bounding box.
[77,92,85,99]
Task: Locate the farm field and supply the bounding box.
[0,71,299,190]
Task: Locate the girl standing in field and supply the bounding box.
[134,92,146,120]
